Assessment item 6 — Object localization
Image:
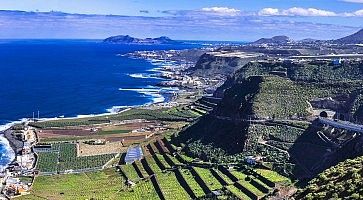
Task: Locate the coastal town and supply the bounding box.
[1,124,37,198]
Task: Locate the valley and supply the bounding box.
[3,29,363,199]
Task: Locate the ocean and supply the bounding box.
[0,39,200,168]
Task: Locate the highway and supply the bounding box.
[318,117,363,134]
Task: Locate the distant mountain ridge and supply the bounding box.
[334,28,363,44]
[103,35,180,44]
[251,28,363,45]
[252,35,293,45]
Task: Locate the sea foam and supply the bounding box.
[0,132,16,171]
[118,86,179,104]
[128,73,164,80]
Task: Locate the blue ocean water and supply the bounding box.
[0,39,200,168]
[0,40,200,126]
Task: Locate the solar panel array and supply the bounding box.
[125,145,143,164]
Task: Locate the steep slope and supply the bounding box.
[253,35,292,45]
[295,156,363,199]
[187,52,257,77]
[214,76,324,119]
[334,28,363,44]
[216,60,363,98]
[172,60,363,179]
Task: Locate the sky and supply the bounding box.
[0,0,362,41]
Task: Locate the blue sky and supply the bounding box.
[0,0,362,41]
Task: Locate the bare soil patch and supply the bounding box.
[78,142,127,156]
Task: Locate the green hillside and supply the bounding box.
[172,60,363,179]
[295,156,363,199]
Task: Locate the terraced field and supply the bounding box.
[179,169,205,198]
[17,168,159,200]
[157,171,190,199]
[29,138,289,200]
[226,185,252,200]
[36,143,117,174]
[255,168,290,183]
[193,167,223,191]
[30,107,201,128]
[121,164,140,181]
[115,139,290,199]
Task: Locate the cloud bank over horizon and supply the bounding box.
[0,8,361,41]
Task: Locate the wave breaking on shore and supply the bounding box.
[0,134,15,171]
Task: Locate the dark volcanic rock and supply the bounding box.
[253,35,292,45]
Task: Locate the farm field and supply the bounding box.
[145,156,162,174]
[214,169,234,185]
[15,168,148,200]
[30,107,200,129]
[157,171,190,200]
[238,180,265,197]
[179,168,205,198]
[121,164,140,181]
[78,141,127,156]
[255,169,290,183]
[34,112,188,147]
[38,130,150,144]
[28,136,290,200]
[155,153,172,169]
[230,170,248,181]
[17,168,159,200]
[226,185,252,200]
[193,167,223,191]
[36,143,117,173]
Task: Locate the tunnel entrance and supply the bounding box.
[320,111,328,118]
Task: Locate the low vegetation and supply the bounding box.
[36,143,116,173]
[17,168,159,200]
[25,137,289,200]
[157,171,191,199]
[296,156,363,199]
[30,107,200,128]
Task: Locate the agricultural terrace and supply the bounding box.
[27,135,290,200]
[36,143,117,173]
[16,168,159,200]
[116,138,289,199]
[30,107,201,129]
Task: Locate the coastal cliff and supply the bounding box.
[103,35,180,44]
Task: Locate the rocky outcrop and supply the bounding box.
[103,35,179,44]
[253,35,293,45]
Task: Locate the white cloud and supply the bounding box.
[0,10,359,41]
[258,7,337,17]
[258,7,363,17]
[354,9,363,16]
[351,9,363,16]
[341,0,363,3]
[164,6,363,18]
[258,8,279,16]
[282,7,337,16]
[200,7,240,16]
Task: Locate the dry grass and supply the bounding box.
[78,142,127,156]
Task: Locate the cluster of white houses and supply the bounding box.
[1,125,37,199]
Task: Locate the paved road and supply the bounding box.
[318,117,363,134]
